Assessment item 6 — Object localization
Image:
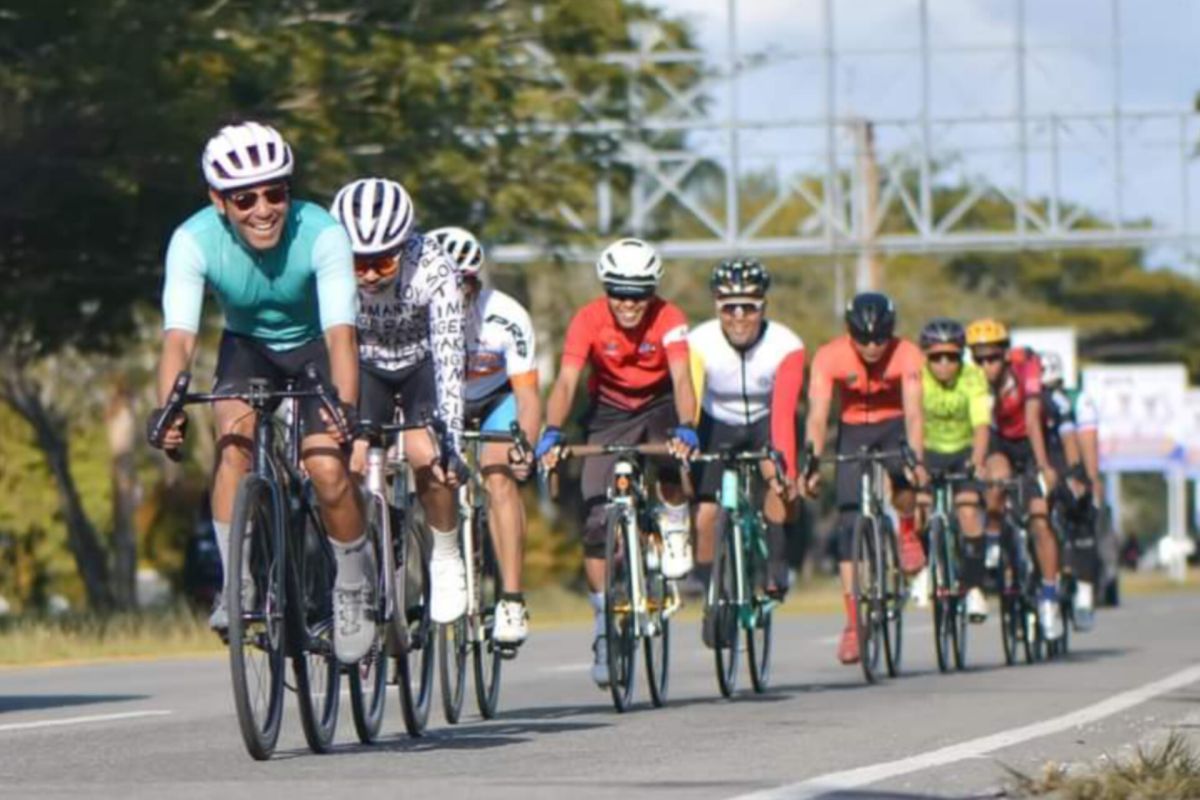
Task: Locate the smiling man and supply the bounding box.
[148,122,365,659]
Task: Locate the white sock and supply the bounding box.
[431,526,460,559]
[213,521,231,590]
[329,534,371,586]
[589,591,605,638]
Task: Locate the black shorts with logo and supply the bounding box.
[213,331,335,437]
[358,358,437,428]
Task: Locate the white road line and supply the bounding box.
[0,710,173,734]
[731,662,1200,800]
[539,663,592,673]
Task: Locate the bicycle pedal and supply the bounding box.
[497,643,521,661]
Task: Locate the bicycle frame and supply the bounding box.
[716,455,777,627]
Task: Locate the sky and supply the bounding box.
[644,0,1200,260]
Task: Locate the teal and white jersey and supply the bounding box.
[161,201,357,350]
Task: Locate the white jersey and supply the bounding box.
[689,319,805,426]
[464,288,537,402]
[356,232,465,447]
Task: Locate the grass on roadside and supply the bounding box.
[1007,732,1200,799]
[0,604,221,667]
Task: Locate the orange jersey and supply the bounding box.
[809,335,923,425]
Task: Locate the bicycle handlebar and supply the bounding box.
[543,441,694,500]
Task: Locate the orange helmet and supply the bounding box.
[965,318,1009,347]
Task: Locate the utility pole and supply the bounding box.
[853,118,881,291]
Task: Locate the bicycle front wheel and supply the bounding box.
[643,536,670,708]
[288,504,340,754]
[852,516,883,684]
[396,522,434,736]
[227,475,286,761]
[472,516,503,720]
[746,522,772,694]
[604,508,637,712]
[881,516,905,678]
[349,494,388,744]
[928,516,952,673]
[711,509,740,697]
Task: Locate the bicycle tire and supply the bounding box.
[437,511,470,725]
[746,519,772,694]
[852,515,882,684]
[396,521,434,736]
[949,527,969,671]
[643,537,670,708]
[997,538,1019,667]
[605,508,637,712]
[227,475,286,761]
[928,516,952,673]
[711,509,740,697]
[881,516,904,678]
[349,493,389,744]
[288,502,340,754]
[472,515,503,720]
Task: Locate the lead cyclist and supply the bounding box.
[330,178,468,650]
[430,226,541,648]
[146,122,366,662]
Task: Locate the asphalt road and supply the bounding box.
[2,591,1198,799]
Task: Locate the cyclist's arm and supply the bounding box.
[418,242,465,450]
[968,374,992,470]
[901,364,925,461]
[1026,395,1052,470]
[668,354,697,429]
[323,324,359,406]
[770,347,806,478]
[804,352,834,457]
[1079,428,1101,486]
[545,362,582,429]
[157,330,197,405]
[502,299,541,445]
[689,348,706,425]
[512,374,542,448]
[158,227,205,403]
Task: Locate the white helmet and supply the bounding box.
[330,178,415,255]
[1040,350,1065,385]
[201,122,294,191]
[428,227,484,277]
[596,238,663,297]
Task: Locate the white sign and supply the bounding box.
[1180,389,1200,472]
[1011,327,1077,388]
[1083,364,1186,464]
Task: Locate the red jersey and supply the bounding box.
[991,348,1042,440]
[560,296,690,411]
[809,335,923,425]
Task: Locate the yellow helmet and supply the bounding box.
[965,318,1009,347]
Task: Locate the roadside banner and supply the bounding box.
[1082,363,1186,471]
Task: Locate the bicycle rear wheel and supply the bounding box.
[746,523,772,694]
[349,494,388,744]
[472,516,503,720]
[852,516,883,684]
[289,503,340,754]
[643,537,670,708]
[227,475,286,761]
[711,509,740,697]
[881,517,905,678]
[396,521,434,736]
[604,508,637,712]
[928,516,952,673]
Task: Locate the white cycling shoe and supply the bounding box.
[1038,595,1064,641]
[493,599,529,646]
[333,580,375,664]
[430,553,467,624]
[910,566,931,608]
[965,587,988,623]
[591,635,610,688]
[661,529,694,579]
[1073,581,1095,632]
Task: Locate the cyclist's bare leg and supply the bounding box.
[955,491,983,537]
[481,441,524,594]
[694,501,720,576]
[211,399,256,525]
[760,470,797,594]
[405,428,457,531]
[983,452,1011,536]
[585,557,605,595]
[1028,496,1059,580]
[301,433,363,542]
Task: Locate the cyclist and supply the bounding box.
[1040,350,1097,630]
[330,177,468,634]
[965,319,1063,641]
[689,259,805,618]
[917,318,991,623]
[536,238,697,688]
[430,226,540,648]
[147,122,367,661]
[803,292,927,665]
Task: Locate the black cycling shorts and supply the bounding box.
[358,359,436,428]
[213,331,335,438]
[694,413,770,500]
[987,432,1043,500]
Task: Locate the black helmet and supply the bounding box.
[919,317,966,350]
[845,292,896,342]
[710,258,771,298]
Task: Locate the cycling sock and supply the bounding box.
[693,562,712,588]
[500,591,525,604]
[960,537,986,587]
[589,592,605,638]
[329,534,370,585]
[766,523,788,588]
[431,525,460,558]
[1040,580,1059,601]
[213,520,231,587]
[843,593,856,628]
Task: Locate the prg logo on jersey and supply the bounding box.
[637,342,657,356]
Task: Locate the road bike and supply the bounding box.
[922,467,972,672]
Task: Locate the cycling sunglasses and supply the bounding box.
[225,184,289,212]
[850,332,891,346]
[972,350,1006,364]
[354,252,401,278]
[927,351,963,365]
[718,299,764,316]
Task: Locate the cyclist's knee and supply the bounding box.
[483,469,519,502]
[304,453,352,499]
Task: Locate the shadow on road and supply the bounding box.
[0,694,149,714]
